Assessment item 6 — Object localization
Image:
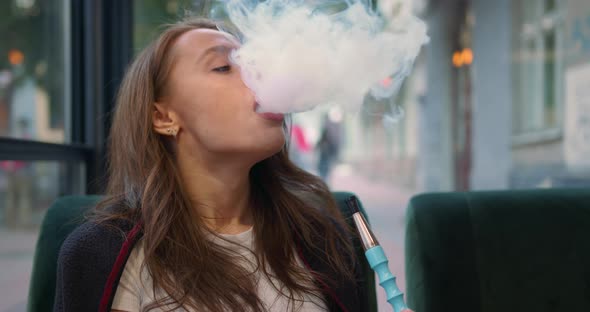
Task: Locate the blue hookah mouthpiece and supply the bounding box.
[345,196,408,312]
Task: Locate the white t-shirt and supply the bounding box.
[112,227,327,311]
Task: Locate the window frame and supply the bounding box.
[512,0,565,146]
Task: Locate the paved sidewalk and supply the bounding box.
[0,228,37,312]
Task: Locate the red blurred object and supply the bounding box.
[380,76,392,88]
[291,124,311,152]
[0,160,27,173]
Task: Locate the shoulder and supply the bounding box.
[54,218,138,311]
[58,219,134,269]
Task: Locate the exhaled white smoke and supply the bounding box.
[221,0,428,114]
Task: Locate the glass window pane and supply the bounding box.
[0,1,70,143]
[520,38,544,132]
[513,0,564,135]
[0,161,84,311]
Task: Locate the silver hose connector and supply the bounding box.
[346,196,380,250]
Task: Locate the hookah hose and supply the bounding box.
[345,196,408,312]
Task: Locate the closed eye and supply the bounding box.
[212,65,231,73]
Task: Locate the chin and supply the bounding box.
[255,136,286,159]
[265,137,286,155]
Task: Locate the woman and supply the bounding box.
[54,18,403,312]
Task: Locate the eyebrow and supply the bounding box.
[197,45,234,65]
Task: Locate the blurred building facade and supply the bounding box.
[341,0,590,192]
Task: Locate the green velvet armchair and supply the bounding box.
[405,188,590,312]
[27,192,377,312]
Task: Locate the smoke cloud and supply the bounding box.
[220,0,428,116]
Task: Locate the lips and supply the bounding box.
[255,103,284,121]
[259,112,285,121]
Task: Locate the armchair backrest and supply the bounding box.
[405,188,590,312]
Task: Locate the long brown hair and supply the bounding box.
[93,18,355,312]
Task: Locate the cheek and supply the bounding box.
[185,109,236,147]
[196,117,286,155]
[178,99,249,150]
[173,77,283,153]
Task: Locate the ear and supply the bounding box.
[153,102,180,137]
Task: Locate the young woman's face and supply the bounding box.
[162,29,285,160]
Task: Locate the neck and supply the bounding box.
[176,150,254,235]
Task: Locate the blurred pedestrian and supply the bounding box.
[317,116,341,181]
